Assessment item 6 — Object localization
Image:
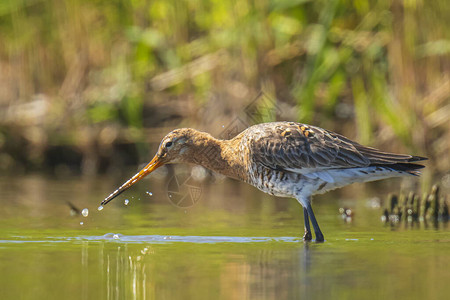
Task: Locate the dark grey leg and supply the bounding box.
[306,203,324,242]
[303,208,312,241]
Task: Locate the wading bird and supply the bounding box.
[101,122,426,241]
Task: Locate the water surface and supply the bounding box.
[0,175,448,300]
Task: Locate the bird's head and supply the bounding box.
[101,128,206,205]
[154,128,199,164]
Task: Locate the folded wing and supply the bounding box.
[249,122,426,174]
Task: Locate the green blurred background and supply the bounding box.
[0,0,448,185]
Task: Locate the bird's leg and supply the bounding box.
[306,203,324,242]
[303,208,312,241]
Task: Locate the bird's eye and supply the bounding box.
[165,141,173,148]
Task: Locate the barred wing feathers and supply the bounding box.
[248,122,426,175]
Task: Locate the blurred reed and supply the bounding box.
[0,0,448,188]
[382,184,449,227]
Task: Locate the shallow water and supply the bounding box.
[0,175,449,300]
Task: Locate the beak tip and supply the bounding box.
[101,196,113,206]
[101,156,162,206]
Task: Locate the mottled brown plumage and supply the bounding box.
[101,122,427,242]
[153,128,250,181]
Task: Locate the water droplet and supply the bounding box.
[80,222,84,225]
[146,191,153,196]
[98,205,104,211]
[124,199,129,205]
[81,208,89,217]
[191,165,207,181]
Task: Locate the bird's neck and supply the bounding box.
[188,133,248,182]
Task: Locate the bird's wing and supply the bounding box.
[248,122,424,173]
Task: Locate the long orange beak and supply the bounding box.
[101,155,164,205]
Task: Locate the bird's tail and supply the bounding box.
[372,162,426,176]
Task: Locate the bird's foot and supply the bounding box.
[315,232,325,242]
[303,230,312,241]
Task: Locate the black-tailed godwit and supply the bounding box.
[101,122,427,241]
